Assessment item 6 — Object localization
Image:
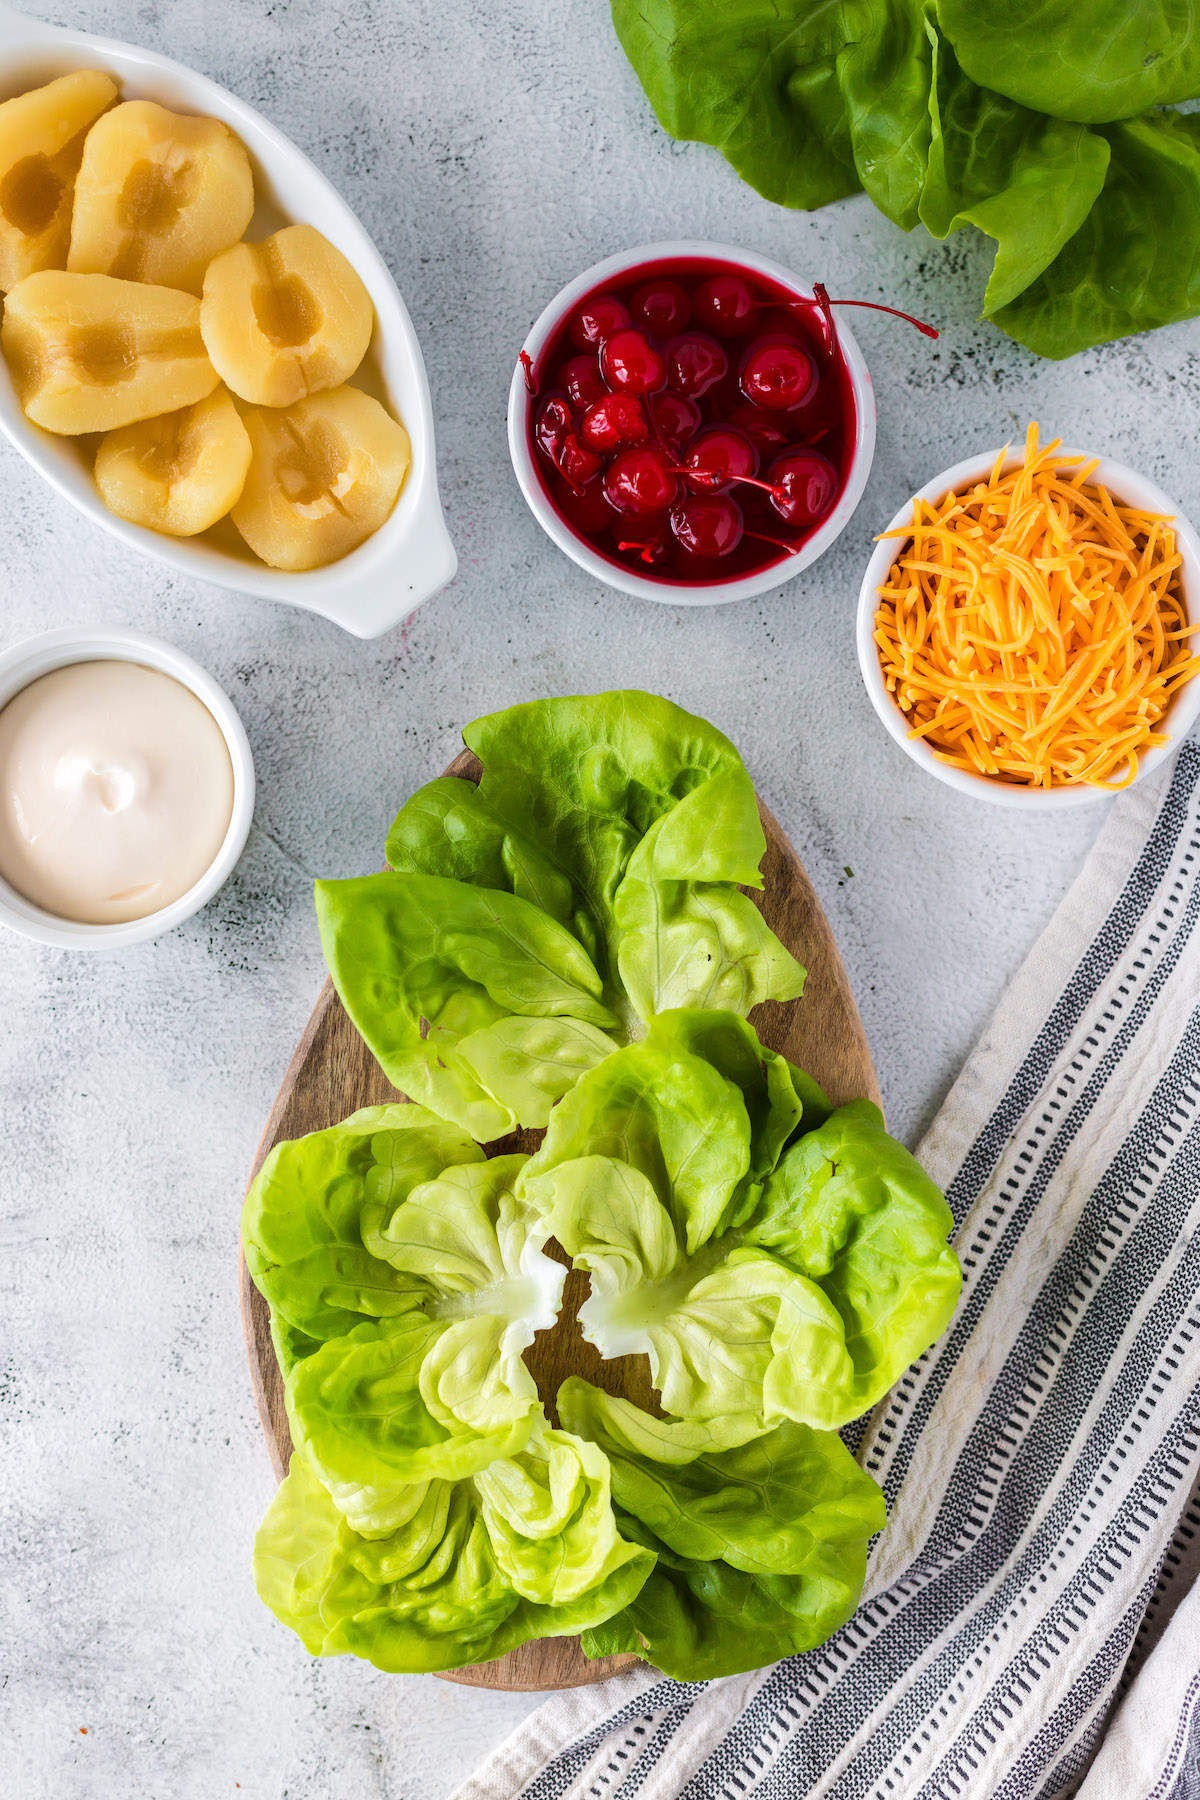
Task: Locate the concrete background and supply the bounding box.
[3,2,1198,1795]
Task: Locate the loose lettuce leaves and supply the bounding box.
[255,1434,654,1674]
[245,1063,959,1676]
[610,0,1200,358]
[522,1031,960,1436]
[563,1379,885,1679]
[610,0,860,211]
[315,873,617,1140]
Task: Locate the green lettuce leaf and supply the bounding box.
[246,1134,567,1533]
[255,1437,654,1674]
[920,26,1111,315]
[521,1008,818,1257]
[386,692,806,1029]
[609,0,937,228]
[744,1099,961,1416]
[936,0,1200,123]
[241,1103,485,1342]
[524,1038,959,1435]
[384,777,577,926]
[563,1378,885,1679]
[321,695,804,1135]
[315,872,617,1140]
[609,0,862,212]
[991,112,1200,358]
[286,1314,537,1529]
[836,0,934,229]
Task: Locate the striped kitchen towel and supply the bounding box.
[453,734,1200,1800]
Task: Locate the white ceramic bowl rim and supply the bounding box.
[0,627,255,947]
[507,240,877,607]
[855,446,1200,810]
[0,1,456,637]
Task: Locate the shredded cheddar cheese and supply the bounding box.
[873,425,1200,789]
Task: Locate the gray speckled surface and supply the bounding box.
[2,3,1197,1796]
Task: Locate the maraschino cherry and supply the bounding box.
[649,391,701,450]
[767,449,839,525]
[581,392,649,451]
[603,445,677,517]
[680,427,758,493]
[534,396,602,494]
[666,333,728,398]
[631,279,690,335]
[692,273,755,337]
[569,294,631,349]
[600,329,667,395]
[559,354,607,409]
[671,493,744,557]
[740,338,816,411]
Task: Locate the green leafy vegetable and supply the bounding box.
[244,1120,565,1531]
[609,0,1200,357]
[255,1435,654,1673]
[563,1379,886,1679]
[242,1103,485,1343]
[522,1028,960,1434]
[936,0,1200,124]
[920,30,1111,315]
[315,874,617,1141]
[609,0,860,211]
[319,693,804,1136]
[245,694,964,1681]
[992,113,1200,357]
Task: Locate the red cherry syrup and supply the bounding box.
[525,256,858,584]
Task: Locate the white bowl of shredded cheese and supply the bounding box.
[856,432,1200,808]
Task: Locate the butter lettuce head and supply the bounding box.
[562,1380,887,1680]
[521,1017,961,1437]
[315,692,805,1138]
[247,682,966,1679]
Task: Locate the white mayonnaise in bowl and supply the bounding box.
[0,627,254,948]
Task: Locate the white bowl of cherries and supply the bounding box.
[508,241,883,606]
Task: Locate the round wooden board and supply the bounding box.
[240,748,881,1693]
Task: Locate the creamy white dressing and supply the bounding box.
[0,660,234,924]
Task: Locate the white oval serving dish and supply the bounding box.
[856,447,1200,809]
[0,626,254,948]
[0,1,455,638]
[508,240,876,607]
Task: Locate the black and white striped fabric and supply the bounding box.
[455,739,1200,1800]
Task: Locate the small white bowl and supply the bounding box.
[0,1,456,639]
[0,627,254,948]
[508,241,876,607]
[856,448,1200,809]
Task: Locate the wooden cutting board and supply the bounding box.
[240,749,881,1693]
